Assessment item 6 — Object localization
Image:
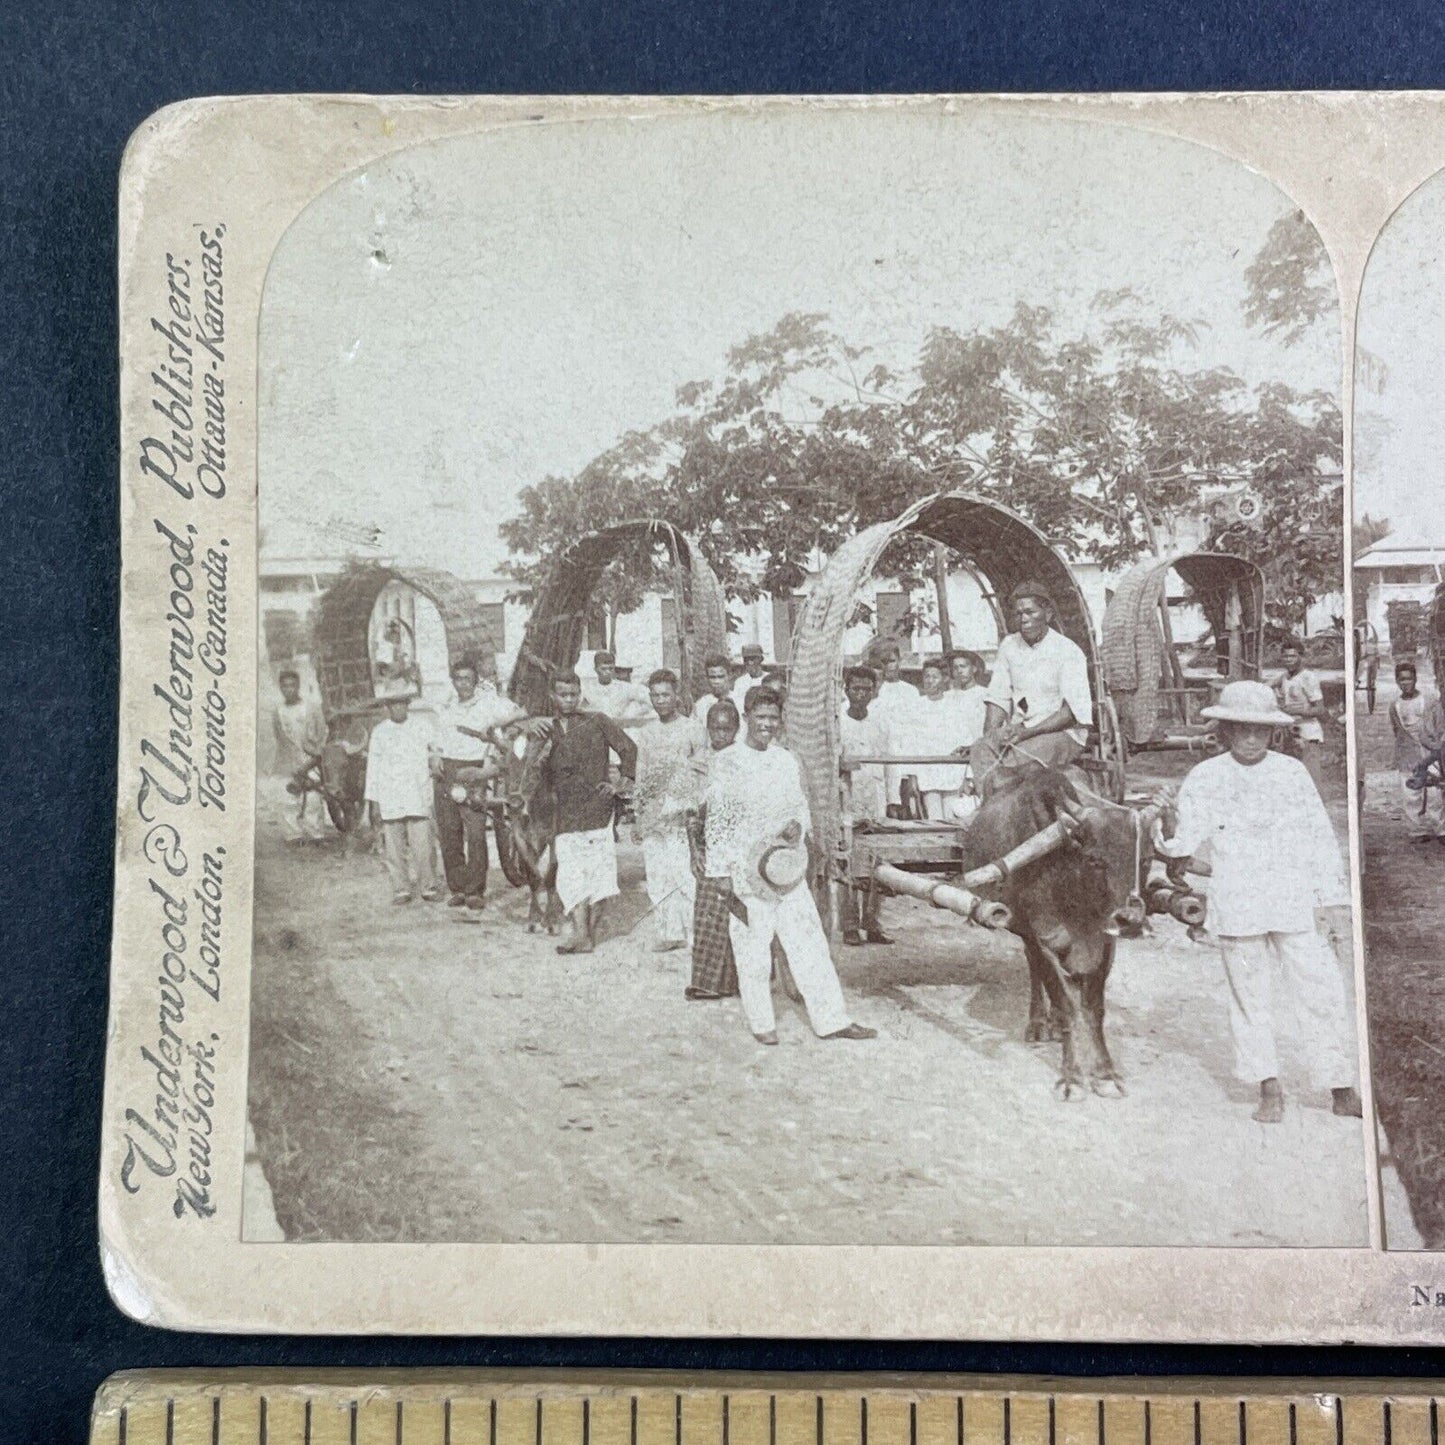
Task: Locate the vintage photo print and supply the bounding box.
[1355,168,1445,1253]
[245,109,1365,1251]
[102,94,1445,1340]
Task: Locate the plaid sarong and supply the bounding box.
[691,877,739,997]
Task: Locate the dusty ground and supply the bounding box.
[247,752,1370,1248]
[1359,664,1445,1250]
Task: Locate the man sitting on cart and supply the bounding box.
[972,580,1094,798]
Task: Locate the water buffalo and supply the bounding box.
[500,729,562,934]
[959,768,1152,1099]
[314,712,376,836]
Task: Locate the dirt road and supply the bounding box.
[247,765,1370,1247]
[1359,666,1445,1249]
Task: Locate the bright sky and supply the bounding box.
[1356,169,1445,548]
[260,108,1339,578]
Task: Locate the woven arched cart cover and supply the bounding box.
[1101,552,1265,747]
[310,563,503,716]
[786,491,1110,885]
[1429,583,1445,683]
[507,520,730,716]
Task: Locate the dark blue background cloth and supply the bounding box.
[5,2,1445,1441]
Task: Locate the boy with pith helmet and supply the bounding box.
[1151,679,1362,1125]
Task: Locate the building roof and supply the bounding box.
[1354,544,1445,571]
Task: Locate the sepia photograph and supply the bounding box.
[239,109,1368,1249]
[1354,166,1445,1252]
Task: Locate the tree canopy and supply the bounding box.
[502,291,1342,632]
[1242,210,1336,347]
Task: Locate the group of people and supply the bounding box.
[270,581,1366,1108]
[269,580,1106,1047]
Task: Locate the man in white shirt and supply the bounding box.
[363,687,440,905]
[973,581,1094,798]
[705,686,876,1045]
[430,659,524,910]
[948,650,991,735]
[730,642,767,713]
[632,669,702,953]
[1152,680,1361,1125]
[865,639,920,814]
[1276,639,1328,796]
[837,666,893,945]
[579,649,653,727]
[892,659,980,821]
[692,653,737,723]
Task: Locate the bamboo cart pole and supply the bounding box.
[871,863,1012,929]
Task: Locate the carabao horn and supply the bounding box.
[959,817,1076,890]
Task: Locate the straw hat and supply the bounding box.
[748,835,809,895]
[1199,679,1293,727]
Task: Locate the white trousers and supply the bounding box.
[728,885,851,1037]
[1216,930,1356,1087]
[641,827,696,946]
[381,817,436,897]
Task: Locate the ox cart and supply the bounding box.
[1101,552,1266,749]
[784,493,1187,941]
[296,562,509,844]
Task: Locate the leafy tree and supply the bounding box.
[1243,210,1336,347]
[502,297,1342,633]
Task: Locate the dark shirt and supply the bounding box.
[542,710,638,835]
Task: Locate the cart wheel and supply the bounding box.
[492,807,531,888]
[1097,695,1128,803]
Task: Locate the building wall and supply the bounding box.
[1360,571,1440,644]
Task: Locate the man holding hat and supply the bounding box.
[730,642,768,713]
[580,649,652,727]
[973,581,1094,798]
[1151,679,1362,1125]
[704,686,876,1045]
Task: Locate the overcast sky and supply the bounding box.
[1356,169,1445,547]
[260,109,1339,578]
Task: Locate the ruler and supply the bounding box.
[90,1373,1440,1445]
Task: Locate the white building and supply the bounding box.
[1355,533,1445,644]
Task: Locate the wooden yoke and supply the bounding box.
[872,864,1012,929]
[959,816,1078,891]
